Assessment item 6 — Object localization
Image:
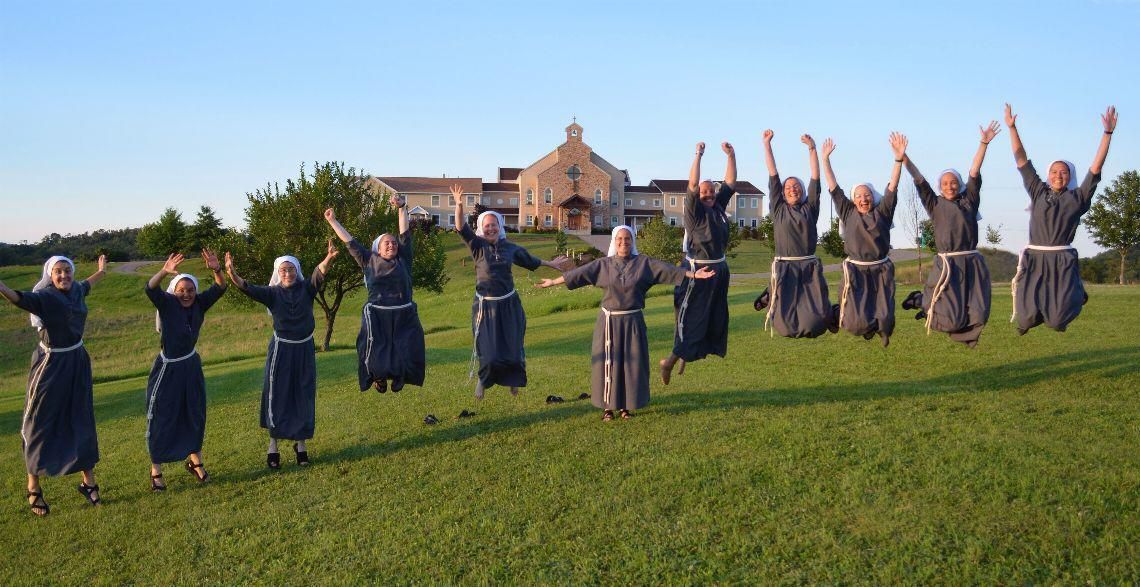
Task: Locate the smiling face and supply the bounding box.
[172,277,197,308]
[480,214,501,241]
[277,261,297,287]
[613,228,633,258]
[50,261,73,291]
[784,178,803,205]
[939,172,961,200]
[377,235,399,260]
[698,181,716,208]
[1048,161,1071,191]
[853,185,874,214]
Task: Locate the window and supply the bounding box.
[526,188,533,204]
[467,195,475,206]
[738,219,746,227]
[448,214,455,227]
[482,196,490,205]
[544,214,553,227]
[625,199,632,206]
[431,195,440,207]
[544,188,552,204]
[639,199,646,206]
[448,195,456,206]
[653,199,661,207]
[496,198,504,205]
[526,214,534,225]
[431,214,440,225]
[566,165,582,182]
[594,215,602,227]
[668,216,677,226]
[751,218,758,228]
[669,196,677,207]
[752,198,759,209]
[611,215,618,226]
[594,189,602,204]
[509,197,518,205]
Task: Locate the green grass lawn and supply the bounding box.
[1,234,1137,583]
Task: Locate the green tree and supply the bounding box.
[985,223,1004,247]
[819,218,845,258]
[919,219,936,252]
[1086,170,1140,285]
[554,230,568,255]
[636,216,682,264]
[409,219,449,294]
[137,207,188,257]
[725,221,742,259]
[755,215,775,251]
[187,205,224,251]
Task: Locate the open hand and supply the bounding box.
[979,121,1001,144]
[801,134,815,150]
[1102,105,1118,133]
[97,254,107,273]
[201,249,220,272]
[535,278,556,288]
[821,138,836,158]
[162,253,184,275]
[889,132,908,160]
[694,267,716,280]
[326,239,339,259]
[224,251,234,272]
[1004,103,1017,128]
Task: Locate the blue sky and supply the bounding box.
[2,0,1137,255]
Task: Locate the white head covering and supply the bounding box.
[785,176,807,204]
[475,211,507,240]
[269,256,304,287]
[156,273,199,332]
[30,255,74,329]
[606,225,639,257]
[937,168,983,221]
[839,182,889,237]
[1049,160,1079,191]
[371,233,398,254]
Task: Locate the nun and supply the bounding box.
[899,122,1000,347]
[537,226,715,420]
[450,184,569,399]
[659,141,736,384]
[754,130,837,338]
[225,242,337,468]
[1004,104,1118,334]
[0,254,106,515]
[144,250,227,490]
[821,133,908,347]
[324,196,425,393]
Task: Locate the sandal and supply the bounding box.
[620,409,633,420]
[27,490,49,516]
[267,452,281,470]
[753,288,770,311]
[545,395,564,404]
[293,443,310,467]
[374,379,387,393]
[151,473,167,492]
[901,290,922,311]
[577,392,590,400]
[457,409,475,420]
[185,460,209,483]
[423,414,439,425]
[391,378,404,393]
[77,482,101,506]
[602,410,614,422]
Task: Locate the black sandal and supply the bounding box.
[545,395,564,404]
[619,409,633,420]
[293,443,310,466]
[391,378,404,393]
[753,288,770,311]
[185,460,209,483]
[423,414,439,425]
[267,452,281,470]
[602,410,614,422]
[373,379,387,393]
[27,490,49,516]
[77,482,100,506]
[151,473,167,492]
[901,290,922,311]
[577,392,590,400]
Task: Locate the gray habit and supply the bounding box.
[14,281,99,476]
[459,224,544,388]
[768,174,833,338]
[145,282,225,463]
[565,255,688,411]
[831,185,897,341]
[347,234,425,390]
[672,182,735,361]
[1013,160,1101,332]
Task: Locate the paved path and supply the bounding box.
[112,260,154,274]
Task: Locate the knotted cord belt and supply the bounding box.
[1010,245,1075,322]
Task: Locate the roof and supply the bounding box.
[482,182,520,192]
[376,177,482,193]
[557,194,593,208]
[735,181,765,195]
[624,185,661,194]
[488,207,517,215]
[497,167,522,181]
[650,179,765,195]
[623,208,664,216]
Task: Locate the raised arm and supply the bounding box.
[802,134,820,181]
[451,184,464,231]
[86,255,108,287]
[1005,103,1028,167]
[315,239,339,276]
[393,194,409,235]
[323,208,355,243]
[762,130,777,177]
[722,142,737,189]
[970,121,1001,177]
[688,142,704,192]
[148,253,184,290]
[887,132,907,192]
[202,249,226,289]
[820,138,839,192]
[1090,105,1118,174]
[224,251,247,290]
[903,151,924,184]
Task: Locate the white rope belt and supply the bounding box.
[676,256,724,343]
[1010,245,1075,322]
[273,332,315,344]
[146,348,199,441]
[765,255,820,335]
[602,307,641,406]
[38,339,85,353]
[266,332,313,428]
[23,340,85,448]
[839,257,891,330]
[363,302,414,369]
[469,289,518,380]
[924,250,979,334]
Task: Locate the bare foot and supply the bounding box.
[677,359,687,375]
[474,382,485,400]
[509,386,519,396]
[659,358,674,385]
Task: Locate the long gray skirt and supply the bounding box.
[471,293,527,389]
[356,303,426,390]
[769,258,833,338]
[23,345,99,476]
[1013,248,1084,333]
[590,311,650,411]
[919,252,991,345]
[839,260,895,341]
[145,352,206,463]
[672,260,730,361]
[260,336,316,440]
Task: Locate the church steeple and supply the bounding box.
[565,117,583,143]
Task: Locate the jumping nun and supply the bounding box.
[821,133,908,347]
[225,242,337,469]
[143,250,227,491]
[1005,103,1118,334]
[899,122,1001,347]
[753,130,837,338]
[451,183,569,400]
[659,141,736,384]
[324,196,425,393]
[537,226,715,421]
[0,254,107,515]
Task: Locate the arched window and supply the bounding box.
[544,188,553,204]
[594,189,603,204]
[526,188,534,204]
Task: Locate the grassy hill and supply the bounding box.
[0,233,1137,583]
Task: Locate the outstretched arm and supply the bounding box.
[535,275,566,288]
[224,251,247,290]
[1090,105,1118,174]
[323,208,355,243]
[820,138,839,192]
[148,253,184,289]
[887,132,907,192]
[970,121,1001,177]
[1005,103,1028,167]
[722,142,737,189]
[451,184,464,231]
[688,142,704,192]
[0,278,19,303]
[803,134,820,181]
[86,255,108,287]
[762,130,777,177]
[202,249,226,288]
